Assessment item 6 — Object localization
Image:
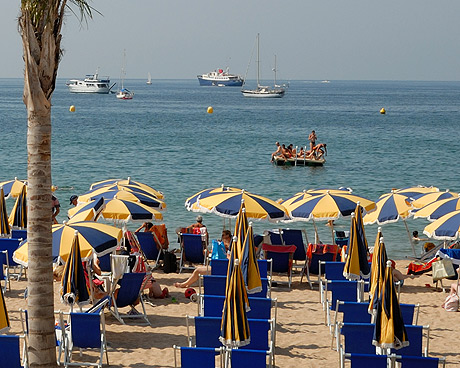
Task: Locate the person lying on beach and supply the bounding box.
[271,141,282,161]
[390,259,415,286]
[174,230,232,288]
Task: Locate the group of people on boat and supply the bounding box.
[271,130,327,162]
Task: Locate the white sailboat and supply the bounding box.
[241,33,286,98]
[146,72,152,85]
[116,50,134,100]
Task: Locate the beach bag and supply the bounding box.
[163,252,177,274]
[432,258,456,281]
[443,293,459,312]
[211,239,227,260]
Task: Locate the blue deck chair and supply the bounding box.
[135,232,163,268]
[332,301,372,349]
[0,334,28,368]
[179,234,206,273]
[343,353,388,368]
[201,295,275,320]
[109,272,150,325]
[307,243,341,275]
[335,230,349,247]
[97,253,112,273]
[0,250,10,292]
[230,349,272,368]
[262,244,296,289]
[390,325,429,357]
[173,346,223,368]
[400,303,420,326]
[394,355,446,368]
[59,308,109,368]
[319,261,346,304]
[11,229,27,240]
[0,238,24,280]
[201,275,269,298]
[337,322,376,363]
[324,280,361,327]
[211,259,271,279]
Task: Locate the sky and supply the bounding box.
[2,0,460,81]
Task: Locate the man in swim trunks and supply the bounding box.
[308,130,317,151]
[271,141,282,162]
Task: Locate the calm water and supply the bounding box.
[1,78,460,258]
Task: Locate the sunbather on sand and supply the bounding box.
[390,259,415,286]
[174,230,232,288]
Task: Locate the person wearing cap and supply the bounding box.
[69,195,78,207]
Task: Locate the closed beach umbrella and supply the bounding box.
[0,187,11,237]
[89,177,164,199]
[61,231,90,310]
[368,230,387,315]
[343,204,370,281]
[423,210,460,240]
[79,188,166,210]
[100,198,163,222]
[412,197,460,222]
[185,185,241,211]
[373,260,409,350]
[240,223,262,294]
[0,178,27,199]
[68,197,105,223]
[0,287,9,333]
[220,258,251,348]
[363,190,416,256]
[8,185,27,229]
[195,189,288,221]
[410,190,458,209]
[13,221,122,267]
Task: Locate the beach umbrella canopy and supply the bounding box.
[0,187,11,237]
[79,187,166,210]
[185,185,241,211]
[412,197,460,222]
[0,287,9,333]
[220,258,251,348]
[68,198,105,223]
[423,210,460,240]
[343,204,370,281]
[8,185,27,229]
[100,198,163,222]
[368,229,387,315]
[89,178,164,199]
[409,190,458,209]
[240,223,262,294]
[61,231,90,309]
[393,186,439,199]
[0,178,27,199]
[372,260,409,350]
[13,221,122,267]
[193,189,288,221]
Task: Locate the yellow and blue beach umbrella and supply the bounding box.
[0,187,11,237]
[409,190,458,209]
[343,204,370,280]
[373,260,409,350]
[185,185,241,211]
[423,209,460,240]
[368,229,387,315]
[100,198,163,222]
[89,178,164,199]
[61,231,90,309]
[0,178,27,199]
[0,286,9,333]
[68,197,105,223]
[8,186,27,229]
[363,191,413,225]
[79,187,166,210]
[13,221,122,267]
[220,258,251,348]
[241,223,262,294]
[412,197,460,222]
[194,189,288,221]
[393,185,439,198]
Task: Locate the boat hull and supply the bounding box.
[198,77,243,87]
[67,84,111,94]
[242,89,285,98]
[273,156,325,166]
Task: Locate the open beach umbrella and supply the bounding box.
[368,230,387,315]
[8,185,27,229]
[185,185,241,211]
[372,260,409,350]
[61,231,90,311]
[240,222,262,294]
[363,190,416,256]
[343,204,370,281]
[89,177,164,199]
[0,287,10,333]
[13,221,123,267]
[100,198,163,223]
[194,189,288,222]
[0,187,11,237]
[79,187,166,209]
[412,197,460,222]
[409,190,458,209]
[68,197,105,223]
[220,258,251,348]
[423,210,460,240]
[393,185,439,199]
[0,178,27,199]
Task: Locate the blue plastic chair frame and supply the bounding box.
[0,334,27,368]
[343,353,388,368]
[173,346,223,368]
[11,229,27,240]
[281,229,307,261]
[135,232,163,266]
[180,234,205,273]
[211,259,270,279]
[390,325,426,357]
[230,349,271,368]
[339,323,376,355]
[395,355,445,368]
[202,295,273,319]
[202,275,269,298]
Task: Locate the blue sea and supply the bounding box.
[1,78,460,259]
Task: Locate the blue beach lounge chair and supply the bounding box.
[172,346,223,368]
[135,231,163,267]
[342,353,388,368]
[179,233,206,273]
[0,334,28,368]
[262,243,296,289]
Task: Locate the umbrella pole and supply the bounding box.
[330,222,335,245]
[312,219,319,244]
[403,219,416,257]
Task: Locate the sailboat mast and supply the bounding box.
[273,54,277,87]
[256,33,260,87]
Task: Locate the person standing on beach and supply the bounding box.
[308,130,317,151]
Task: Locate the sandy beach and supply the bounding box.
[4,259,460,367]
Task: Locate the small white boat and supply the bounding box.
[146,72,152,85]
[242,34,287,98]
[116,50,134,100]
[66,70,115,94]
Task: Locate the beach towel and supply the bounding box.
[151,224,169,249]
